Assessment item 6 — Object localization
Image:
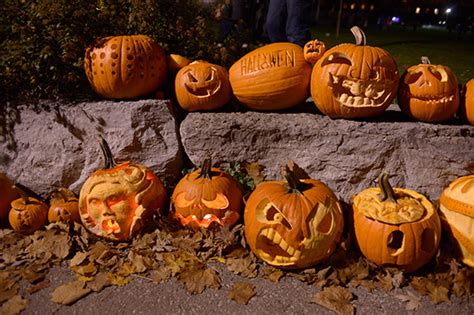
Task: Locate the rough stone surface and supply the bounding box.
[180,105,474,202]
[0,100,182,196]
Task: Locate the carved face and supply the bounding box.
[175,61,231,111]
[244,178,344,269]
[9,197,48,235]
[48,189,81,223]
[303,39,326,64]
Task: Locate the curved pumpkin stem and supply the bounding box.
[282,165,312,194]
[421,56,431,65]
[98,135,116,169]
[198,158,213,180]
[350,26,367,46]
[378,172,397,203]
[13,185,30,205]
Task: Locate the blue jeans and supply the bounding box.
[266,0,312,47]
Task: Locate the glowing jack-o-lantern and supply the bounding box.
[244,165,344,269]
[175,61,231,111]
[79,137,167,241]
[303,39,326,64]
[398,56,459,123]
[48,189,81,223]
[352,173,441,272]
[9,186,48,234]
[439,175,474,267]
[0,173,18,221]
[311,26,399,119]
[171,158,243,228]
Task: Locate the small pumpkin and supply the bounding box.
[175,61,232,111]
[459,79,474,125]
[398,56,459,122]
[303,39,326,64]
[9,186,48,234]
[439,175,474,267]
[352,173,441,272]
[171,158,243,229]
[48,189,81,223]
[0,173,19,221]
[79,136,167,241]
[311,26,399,119]
[84,35,167,99]
[244,164,344,269]
[168,54,191,75]
[229,42,312,110]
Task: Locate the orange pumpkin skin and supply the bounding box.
[168,54,191,75]
[398,57,459,123]
[459,79,474,125]
[48,189,81,223]
[84,35,167,99]
[244,169,344,269]
[229,42,311,110]
[9,197,48,235]
[171,159,242,229]
[175,61,232,111]
[311,27,399,119]
[439,175,474,267]
[0,173,18,221]
[303,39,326,64]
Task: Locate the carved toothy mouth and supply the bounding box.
[330,73,393,108]
[256,228,302,266]
[102,219,121,234]
[184,81,221,98]
[175,211,239,228]
[402,91,456,104]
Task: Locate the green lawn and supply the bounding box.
[311,25,474,84]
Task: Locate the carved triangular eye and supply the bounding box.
[174,192,196,208]
[255,199,292,229]
[404,71,423,84]
[202,193,229,209]
[205,68,216,81]
[429,67,448,82]
[187,72,198,83]
[321,53,352,67]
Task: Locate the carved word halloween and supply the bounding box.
[240,49,296,75]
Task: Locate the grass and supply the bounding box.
[311,25,474,84]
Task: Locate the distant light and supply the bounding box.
[438,21,442,25]
[434,8,439,15]
[350,3,355,10]
[391,16,400,23]
[370,5,375,11]
[446,8,452,14]
[361,4,366,10]
[415,7,421,14]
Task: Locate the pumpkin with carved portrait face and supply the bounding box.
[352,173,441,272]
[175,61,231,111]
[48,189,81,223]
[9,186,48,234]
[311,26,399,119]
[84,35,167,100]
[0,173,18,221]
[79,137,167,241]
[244,165,344,269]
[304,39,326,64]
[398,56,459,123]
[171,158,243,229]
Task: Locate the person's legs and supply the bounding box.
[285,0,312,46]
[265,0,287,43]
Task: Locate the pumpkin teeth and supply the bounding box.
[102,219,121,234]
[257,228,300,263]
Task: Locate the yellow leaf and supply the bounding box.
[107,273,131,287]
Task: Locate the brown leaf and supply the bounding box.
[228,282,256,305]
[0,278,19,304]
[226,250,258,278]
[244,162,264,186]
[427,284,450,304]
[452,268,474,297]
[410,276,430,295]
[395,290,422,311]
[51,280,91,305]
[149,266,172,284]
[178,268,221,294]
[0,295,28,315]
[311,286,355,315]
[69,252,88,267]
[26,279,50,294]
[262,266,284,283]
[128,251,153,273]
[86,272,111,292]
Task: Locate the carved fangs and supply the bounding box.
[401,91,456,104]
[102,219,121,234]
[184,81,221,98]
[256,228,302,265]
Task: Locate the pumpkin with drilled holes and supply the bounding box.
[229,42,312,110]
[311,26,399,119]
[303,39,326,64]
[459,79,474,125]
[244,165,344,269]
[79,137,167,241]
[0,173,18,221]
[171,158,243,228]
[175,61,232,111]
[9,186,48,234]
[352,173,441,272]
[48,189,81,223]
[84,35,167,99]
[439,175,474,267]
[398,56,459,123]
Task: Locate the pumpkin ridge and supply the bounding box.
[440,193,474,217]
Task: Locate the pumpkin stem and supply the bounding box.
[350,26,367,46]
[13,185,30,205]
[283,165,312,194]
[378,172,397,203]
[198,158,213,180]
[421,56,431,64]
[98,136,116,169]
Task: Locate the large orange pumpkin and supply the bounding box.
[311,26,399,119]
[79,137,167,241]
[244,165,344,269]
[398,56,459,123]
[229,42,312,110]
[0,173,18,221]
[352,173,441,272]
[459,79,474,125]
[84,35,167,99]
[9,186,48,235]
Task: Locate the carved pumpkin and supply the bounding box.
[9,186,48,234]
[459,79,474,125]
[168,54,191,75]
[175,61,232,111]
[171,158,243,229]
[48,189,81,223]
[439,175,474,267]
[0,173,18,221]
[352,173,441,272]
[79,137,167,241]
[84,35,167,99]
[398,56,459,123]
[303,39,326,64]
[311,26,399,119]
[229,42,312,110]
[244,165,344,269]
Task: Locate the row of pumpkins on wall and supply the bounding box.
[1,137,473,273]
[85,26,474,124]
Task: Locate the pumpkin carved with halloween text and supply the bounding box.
[244,165,344,269]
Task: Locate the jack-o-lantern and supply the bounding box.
[303,39,326,64]
[352,173,441,272]
[244,165,344,269]
[48,189,81,223]
[9,186,48,234]
[171,158,243,228]
[79,137,167,241]
[311,26,399,119]
[168,54,191,75]
[0,173,18,221]
[398,56,460,123]
[84,35,167,99]
[439,175,474,267]
[459,79,474,125]
[175,61,231,111]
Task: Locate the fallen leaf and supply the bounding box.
[51,280,91,305]
[178,268,221,294]
[262,266,284,283]
[395,290,422,311]
[26,279,50,294]
[87,272,111,292]
[226,251,257,278]
[69,252,88,267]
[311,286,355,315]
[228,282,256,305]
[0,295,28,315]
[107,273,131,287]
[427,284,450,304]
[149,266,172,284]
[244,162,264,186]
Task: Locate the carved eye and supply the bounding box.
[255,199,292,229]
[106,194,125,207]
[429,67,448,82]
[205,68,215,81]
[321,53,352,67]
[404,71,423,84]
[174,192,196,208]
[202,193,229,209]
[90,198,102,207]
[187,72,198,83]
